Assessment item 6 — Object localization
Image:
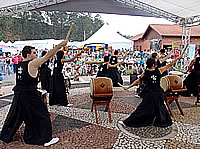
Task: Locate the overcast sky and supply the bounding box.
[98,13,174,37]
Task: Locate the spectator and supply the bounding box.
[5,55,11,75]
[17,53,23,62]
[138,64,144,74]
[0,56,5,75]
[12,54,18,73]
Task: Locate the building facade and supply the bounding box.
[129,24,200,51]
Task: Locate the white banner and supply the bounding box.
[188,44,196,60]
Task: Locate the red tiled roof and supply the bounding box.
[149,24,200,37]
[129,33,143,41]
[129,24,200,41]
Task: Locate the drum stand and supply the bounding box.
[90,78,113,124]
[91,98,112,124]
[164,88,186,118]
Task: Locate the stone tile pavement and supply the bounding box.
[0,87,199,148]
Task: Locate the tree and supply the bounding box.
[0,11,105,42]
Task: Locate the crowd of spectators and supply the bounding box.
[0,47,188,81]
[0,52,23,76]
[59,47,183,80]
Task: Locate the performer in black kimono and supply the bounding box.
[96,55,110,77]
[119,45,188,127]
[39,51,51,93]
[39,51,51,105]
[49,50,81,106]
[183,49,200,96]
[0,40,69,146]
[107,50,127,87]
[151,49,173,69]
[137,50,173,97]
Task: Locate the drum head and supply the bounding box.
[169,71,184,76]
[160,76,169,92]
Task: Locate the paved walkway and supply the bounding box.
[0,85,199,148]
[0,75,130,96]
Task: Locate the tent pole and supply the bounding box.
[181,20,191,71]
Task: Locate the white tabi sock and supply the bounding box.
[67,103,73,107]
[119,121,126,127]
[44,137,59,147]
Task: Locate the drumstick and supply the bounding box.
[65,22,74,41]
[86,61,103,65]
[118,82,125,88]
[62,23,74,51]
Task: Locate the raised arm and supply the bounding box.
[122,51,127,61]
[159,49,174,63]
[186,59,195,72]
[107,56,126,68]
[159,44,189,74]
[107,62,121,68]
[123,72,144,90]
[30,40,68,69]
[61,52,82,63]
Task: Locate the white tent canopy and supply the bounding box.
[13,39,83,50]
[5,41,14,47]
[1,47,18,55]
[0,41,5,45]
[13,39,56,50]
[83,23,133,50]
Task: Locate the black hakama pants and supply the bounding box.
[107,68,123,87]
[184,70,200,96]
[40,68,51,93]
[124,87,172,127]
[49,73,68,106]
[0,87,52,145]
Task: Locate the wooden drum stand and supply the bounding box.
[160,75,186,118]
[90,77,113,124]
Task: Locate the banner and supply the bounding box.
[188,44,196,60]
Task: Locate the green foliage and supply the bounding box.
[0,11,104,42]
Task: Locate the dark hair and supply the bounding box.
[104,56,110,62]
[146,58,155,69]
[41,51,47,57]
[198,49,200,55]
[160,49,165,54]
[22,46,35,58]
[114,50,118,55]
[56,51,64,60]
[151,53,158,59]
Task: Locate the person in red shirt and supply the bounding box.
[17,52,23,62]
[12,55,18,73]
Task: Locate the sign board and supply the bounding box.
[188,44,196,60]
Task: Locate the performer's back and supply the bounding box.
[96,64,108,77]
[110,56,118,66]
[107,55,123,87]
[54,59,64,74]
[16,61,38,89]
